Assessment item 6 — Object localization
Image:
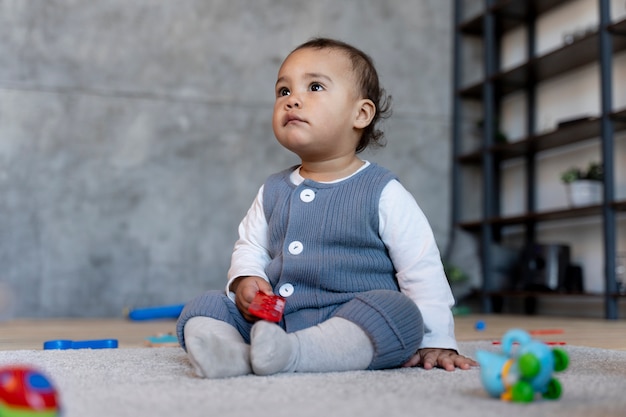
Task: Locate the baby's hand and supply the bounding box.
[230,276,273,322]
[402,348,477,371]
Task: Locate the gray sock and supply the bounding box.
[250,321,297,375]
[184,316,251,378]
[250,317,374,376]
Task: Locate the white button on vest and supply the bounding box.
[288,241,303,255]
[300,189,315,203]
[278,283,294,297]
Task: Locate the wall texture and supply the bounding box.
[0,0,460,317]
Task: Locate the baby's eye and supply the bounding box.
[309,83,324,92]
[277,87,290,97]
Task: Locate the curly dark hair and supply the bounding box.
[291,38,392,153]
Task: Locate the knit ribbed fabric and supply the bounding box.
[177,163,424,371]
[335,290,424,369]
[176,291,254,350]
[262,163,399,331]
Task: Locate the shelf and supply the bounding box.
[611,17,626,36]
[493,108,626,160]
[493,116,603,159]
[457,150,481,164]
[460,17,626,99]
[483,290,601,298]
[459,199,626,231]
[482,290,626,300]
[460,0,570,35]
[615,107,626,122]
[456,107,626,163]
[452,0,623,319]
[465,290,623,316]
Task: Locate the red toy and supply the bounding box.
[0,365,60,416]
[248,291,286,322]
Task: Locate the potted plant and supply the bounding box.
[560,162,603,207]
[443,262,469,285]
[476,119,508,144]
[443,261,473,315]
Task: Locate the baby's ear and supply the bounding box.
[354,99,376,129]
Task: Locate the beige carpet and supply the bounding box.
[1,342,625,417]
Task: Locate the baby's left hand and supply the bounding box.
[402,348,477,371]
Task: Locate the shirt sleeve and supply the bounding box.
[225,185,271,301]
[379,179,458,352]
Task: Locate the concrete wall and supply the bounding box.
[0,0,457,318]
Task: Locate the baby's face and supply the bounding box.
[272,47,363,161]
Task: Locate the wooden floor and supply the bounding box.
[1,314,625,351]
[455,314,626,351]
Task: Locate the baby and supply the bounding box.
[176,37,476,378]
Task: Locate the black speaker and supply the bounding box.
[520,244,571,292]
[564,264,584,293]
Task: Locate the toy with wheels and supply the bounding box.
[476,329,569,403]
[0,365,60,416]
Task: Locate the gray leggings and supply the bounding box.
[176,289,423,370]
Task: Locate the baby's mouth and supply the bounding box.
[285,114,306,126]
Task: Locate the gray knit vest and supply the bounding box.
[262,163,400,315]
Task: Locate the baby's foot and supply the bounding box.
[186,332,251,378]
[250,321,298,375]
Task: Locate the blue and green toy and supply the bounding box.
[476,328,569,403]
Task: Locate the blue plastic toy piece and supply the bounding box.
[144,334,179,347]
[127,304,184,321]
[476,329,569,402]
[43,339,119,350]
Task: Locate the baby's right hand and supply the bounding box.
[231,276,273,322]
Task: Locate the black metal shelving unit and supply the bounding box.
[452,0,626,318]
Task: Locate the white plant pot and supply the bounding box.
[566,180,603,207]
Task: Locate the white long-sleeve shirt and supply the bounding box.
[227,161,458,351]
